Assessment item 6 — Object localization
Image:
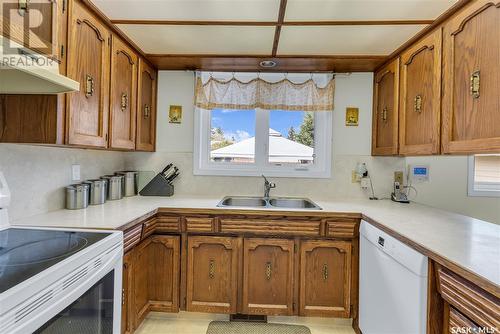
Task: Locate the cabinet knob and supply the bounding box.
[209,259,215,279]
[265,262,272,281]
[322,264,329,281]
[144,104,150,119]
[382,107,388,122]
[121,93,128,111]
[85,75,95,98]
[414,95,422,113]
[470,70,480,99]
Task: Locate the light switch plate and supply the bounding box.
[71,164,81,181]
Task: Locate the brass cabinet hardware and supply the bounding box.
[470,70,480,99]
[382,107,388,122]
[322,264,329,281]
[144,104,150,119]
[414,95,423,113]
[18,0,28,16]
[208,259,215,279]
[265,262,272,281]
[121,93,128,111]
[122,289,125,306]
[85,75,94,98]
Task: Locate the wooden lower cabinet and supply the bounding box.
[186,236,240,314]
[242,238,295,316]
[132,235,180,329]
[299,240,352,318]
[122,251,134,334]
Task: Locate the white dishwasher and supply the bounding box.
[359,220,428,334]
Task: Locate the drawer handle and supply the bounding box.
[209,259,215,279]
[382,107,388,122]
[85,75,95,98]
[322,264,328,281]
[144,104,150,118]
[265,262,272,281]
[470,70,480,99]
[414,95,422,113]
[121,93,128,111]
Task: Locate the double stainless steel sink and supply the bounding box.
[217,196,322,210]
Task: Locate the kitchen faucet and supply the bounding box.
[262,175,276,199]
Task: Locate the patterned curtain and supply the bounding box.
[195,75,335,112]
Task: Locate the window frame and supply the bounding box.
[193,108,332,178]
[467,155,500,197]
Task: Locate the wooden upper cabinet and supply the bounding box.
[299,240,352,318]
[441,1,500,154]
[66,0,110,147]
[372,58,400,155]
[1,0,57,56]
[242,238,295,316]
[186,236,240,314]
[399,29,442,155]
[136,59,157,151]
[110,37,138,150]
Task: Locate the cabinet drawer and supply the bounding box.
[185,217,215,232]
[156,216,181,233]
[449,307,479,334]
[438,268,500,329]
[123,224,142,253]
[220,219,321,236]
[325,220,358,238]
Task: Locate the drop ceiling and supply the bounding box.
[89,0,459,71]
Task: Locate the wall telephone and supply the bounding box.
[391,181,410,204]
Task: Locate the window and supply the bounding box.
[194,72,333,178]
[468,154,500,197]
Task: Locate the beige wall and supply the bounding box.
[0,144,125,220]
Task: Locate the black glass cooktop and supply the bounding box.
[0,228,111,294]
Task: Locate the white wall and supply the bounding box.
[406,156,500,223]
[0,144,126,220]
[126,71,405,201]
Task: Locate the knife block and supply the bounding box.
[139,173,174,196]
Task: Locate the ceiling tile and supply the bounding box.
[277,25,427,55]
[285,0,458,21]
[117,25,275,55]
[92,0,281,21]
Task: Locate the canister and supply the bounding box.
[83,179,107,205]
[115,171,138,197]
[65,183,89,210]
[101,175,124,200]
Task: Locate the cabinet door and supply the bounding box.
[299,240,352,318]
[122,251,134,334]
[136,59,157,151]
[399,29,442,155]
[442,1,500,154]
[133,235,180,328]
[110,37,138,150]
[242,238,295,316]
[372,58,399,155]
[1,0,57,56]
[66,0,110,147]
[186,236,240,314]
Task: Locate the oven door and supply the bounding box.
[33,247,123,334]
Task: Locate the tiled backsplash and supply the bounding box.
[0,144,126,220]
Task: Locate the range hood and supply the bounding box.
[0,35,79,94]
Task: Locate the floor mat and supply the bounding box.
[206,321,311,334]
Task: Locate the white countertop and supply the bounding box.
[11,195,500,290]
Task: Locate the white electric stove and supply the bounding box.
[0,172,124,334]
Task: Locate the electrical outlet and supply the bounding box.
[71,164,81,181]
[394,171,404,184]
